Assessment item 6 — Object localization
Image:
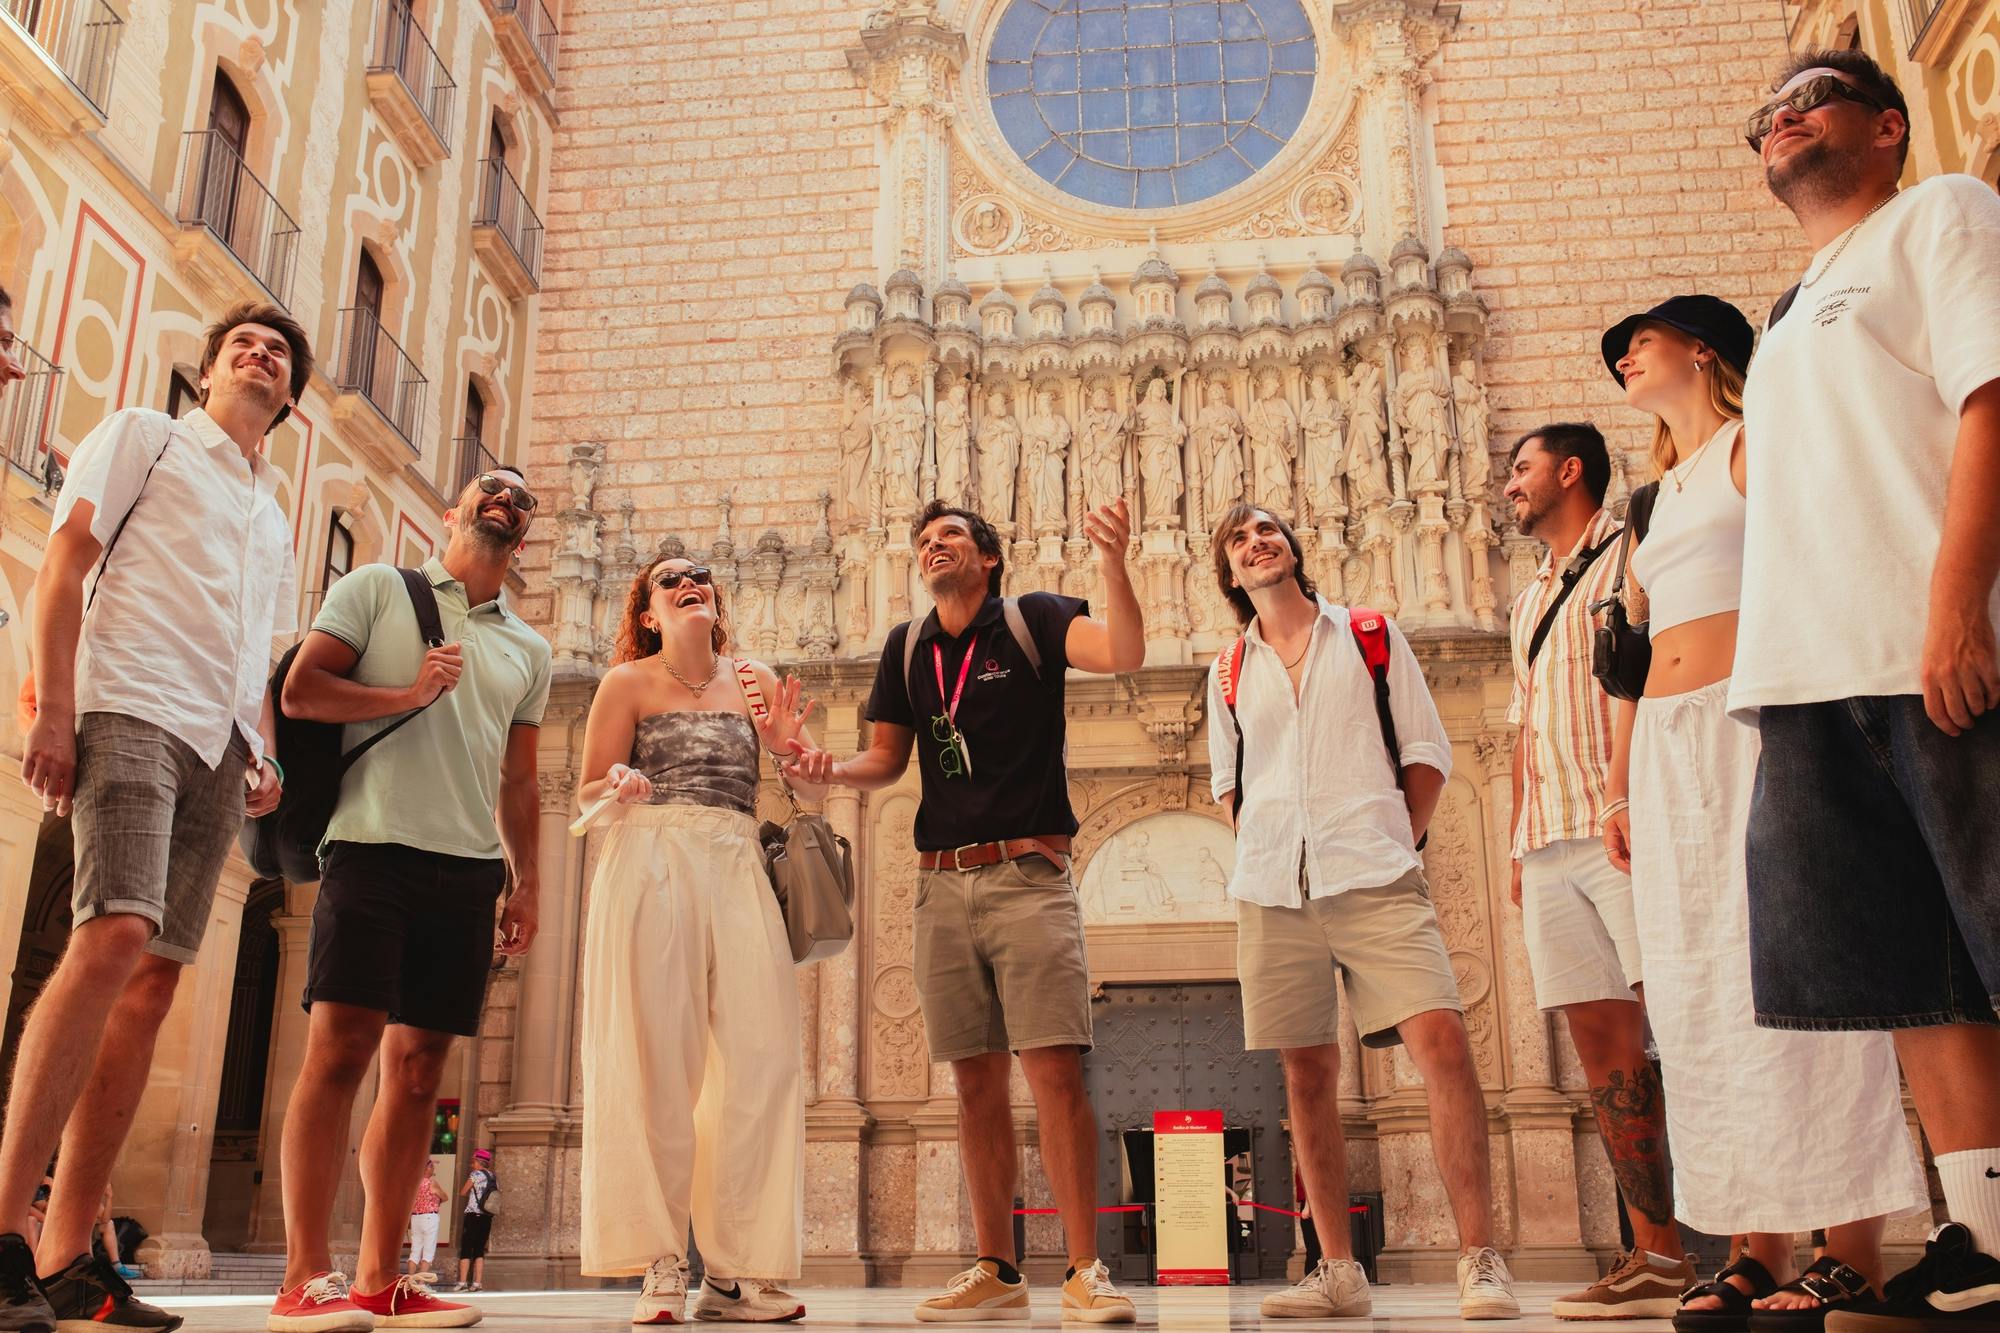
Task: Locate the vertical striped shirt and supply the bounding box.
[1507,508,1624,858]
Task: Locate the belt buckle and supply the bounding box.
[950,843,974,873]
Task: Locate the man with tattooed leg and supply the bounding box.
[1501,423,1690,1318]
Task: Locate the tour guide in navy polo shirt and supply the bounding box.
[786,497,1143,1324]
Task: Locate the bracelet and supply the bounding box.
[262,756,286,786]
[1598,796,1629,825]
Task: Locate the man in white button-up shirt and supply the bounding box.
[1,303,309,1333]
[1205,505,1517,1322]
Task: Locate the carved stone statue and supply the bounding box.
[1078,383,1127,514]
[1134,376,1186,531]
[1453,359,1493,499]
[1396,341,1453,497]
[1196,374,1246,527]
[1300,372,1347,528]
[935,379,972,507]
[977,387,1020,527]
[1245,370,1299,516]
[838,378,875,528]
[1023,386,1071,537]
[878,364,926,516]
[1344,359,1391,511]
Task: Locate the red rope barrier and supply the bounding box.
[1008,1201,1370,1218]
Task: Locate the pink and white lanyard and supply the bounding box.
[931,632,979,779]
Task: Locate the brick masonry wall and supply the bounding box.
[519,0,880,624]
[1430,0,1805,477]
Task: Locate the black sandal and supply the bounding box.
[1745,1257,1877,1332]
[1674,1256,1780,1332]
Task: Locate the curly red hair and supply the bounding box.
[613,559,732,665]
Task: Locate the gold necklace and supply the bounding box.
[1801,191,1898,289]
[659,652,720,696]
[1281,638,1311,670]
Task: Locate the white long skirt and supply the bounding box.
[579,803,804,1279]
[1629,678,1927,1235]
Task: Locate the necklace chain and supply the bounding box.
[659,651,720,695]
[1801,191,1897,289]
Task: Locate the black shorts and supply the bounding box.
[303,841,507,1037]
[458,1212,494,1259]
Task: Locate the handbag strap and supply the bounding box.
[1525,529,1622,668]
[1603,482,1659,608]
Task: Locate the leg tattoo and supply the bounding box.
[1590,1065,1673,1228]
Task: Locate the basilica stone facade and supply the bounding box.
[479,0,1954,1290]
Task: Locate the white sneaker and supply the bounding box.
[633,1260,688,1326]
[1458,1247,1522,1320]
[1259,1258,1372,1318]
[691,1279,806,1323]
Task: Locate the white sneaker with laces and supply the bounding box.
[1458,1247,1523,1320]
[691,1279,806,1323]
[1260,1257,1373,1318]
[633,1260,688,1326]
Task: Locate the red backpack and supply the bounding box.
[1218,607,1424,849]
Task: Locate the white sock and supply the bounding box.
[1644,1249,1683,1270]
[1938,1147,2000,1257]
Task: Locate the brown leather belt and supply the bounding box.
[917,835,1072,873]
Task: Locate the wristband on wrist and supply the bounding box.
[263,756,285,786]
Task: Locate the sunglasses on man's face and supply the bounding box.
[1744,75,1886,154]
[650,566,713,591]
[475,472,538,512]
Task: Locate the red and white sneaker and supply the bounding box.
[268,1271,375,1332]
[350,1276,481,1328]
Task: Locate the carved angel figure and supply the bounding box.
[1196,375,1246,528]
[1134,376,1186,530]
[934,380,972,507]
[977,387,1020,527]
[1245,371,1299,516]
[1300,372,1348,527]
[1344,359,1392,511]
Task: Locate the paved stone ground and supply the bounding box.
[150,1281,1661,1329]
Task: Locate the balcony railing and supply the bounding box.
[1,336,64,491]
[493,0,557,84]
[370,0,454,148]
[452,435,500,496]
[175,130,301,306]
[473,156,543,290]
[0,0,124,117]
[335,307,427,455]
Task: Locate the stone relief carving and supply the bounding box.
[1245,368,1299,518]
[1396,337,1453,499]
[954,194,1020,255]
[933,378,973,507]
[868,795,929,1100]
[1300,371,1348,530]
[1077,812,1235,925]
[839,376,876,532]
[977,385,1021,531]
[1134,376,1186,532]
[1423,777,1502,1085]
[878,364,927,519]
[1076,381,1128,519]
[1344,359,1392,513]
[1022,384,1072,539]
[1195,374,1245,531]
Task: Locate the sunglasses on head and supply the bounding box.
[650,565,713,591]
[475,473,537,511]
[1745,74,1887,153]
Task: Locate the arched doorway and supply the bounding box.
[3,814,76,1088]
[200,878,283,1251]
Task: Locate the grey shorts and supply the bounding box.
[1236,866,1465,1050]
[72,711,248,964]
[914,852,1094,1063]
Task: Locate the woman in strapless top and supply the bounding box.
[1597,301,1924,1329]
[572,555,826,1325]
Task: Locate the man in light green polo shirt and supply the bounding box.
[266,466,550,1330]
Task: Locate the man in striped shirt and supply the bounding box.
[1502,423,1689,1319]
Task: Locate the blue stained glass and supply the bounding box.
[987,0,1317,209]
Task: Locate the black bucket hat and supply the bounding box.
[1601,294,1755,387]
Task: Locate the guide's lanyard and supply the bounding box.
[931,632,978,779]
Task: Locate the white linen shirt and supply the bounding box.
[53,407,297,766]
[1207,598,1452,907]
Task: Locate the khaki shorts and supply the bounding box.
[914,852,1093,1063]
[1236,866,1464,1050]
[1519,836,1643,1011]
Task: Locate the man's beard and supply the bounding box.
[1515,491,1557,537]
[1766,137,1869,215]
[1236,558,1292,593]
[921,558,985,599]
[466,509,522,551]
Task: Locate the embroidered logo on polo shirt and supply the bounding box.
[976,658,1010,683]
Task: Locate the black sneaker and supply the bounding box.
[38,1251,182,1333]
[1826,1223,2000,1333]
[0,1235,53,1333]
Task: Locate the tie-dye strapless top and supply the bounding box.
[630,710,759,815]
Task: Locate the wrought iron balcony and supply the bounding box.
[452,435,500,496]
[368,0,454,166]
[175,130,301,307]
[484,0,557,92]
[471,157,542,298]
[1,334,64,492]
[335,306,427,457]
[0,0,123,119]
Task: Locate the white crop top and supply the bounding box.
[1626,420,1745,635]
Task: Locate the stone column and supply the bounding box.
[0,779,48,993]
[124,854,255,1277]
[246,881,319,1252]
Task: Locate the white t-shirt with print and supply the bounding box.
[1731,174,2000,716]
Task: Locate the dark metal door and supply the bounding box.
[1083,984,1292,1283]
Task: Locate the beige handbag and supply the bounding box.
[736,662,856,965]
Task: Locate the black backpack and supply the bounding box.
[238,568,445,882]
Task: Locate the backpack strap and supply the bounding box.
[84,423,175,616]
[1524,529,1621,669]
[336,568,448,775]
[1349,608,1426,851]
[1768,281,1802,329]
[1001,596,1042,680]
[735,658,768,720]
[1219,636,1247,820]
[901,616,922,717]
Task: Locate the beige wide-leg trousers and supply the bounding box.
[580,804,804,1279]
